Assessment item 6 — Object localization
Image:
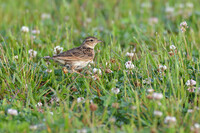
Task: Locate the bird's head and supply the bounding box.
[82,36,102,48]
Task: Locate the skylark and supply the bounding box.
[44,36,102,73]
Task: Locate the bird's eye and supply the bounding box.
[90,39,93,42]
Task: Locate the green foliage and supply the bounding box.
[0,0,200,132]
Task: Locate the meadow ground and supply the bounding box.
[0,0,200,132]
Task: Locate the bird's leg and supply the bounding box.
[71,66,84,76]
[62,67,68,74]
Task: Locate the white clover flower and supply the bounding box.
[53,46,63,55]
[149,17,158,25]
[141,2,152,8]
[191,123,200,131]
[31,29,40,34]
[77,128,87,133]
[195,107,200,110]
[157,101,162,106]
[86,18,92,23]
[131,106,137,110]
[30,124,45,130]
[187,109,193,113]
[143,78,152,84]
[109,117,116,123]
[152,92,163,100]
[170,45,176,50]
[77,97,85,103]
[65,16,70,21]
[175,3,184,9]
[180,21,188,32]
[46,69,52,73]
[194,123,200,129]
[7,109,18,116]
[14,55,18,60]
[163,65,167,70]
[28,49,37,58]
[50,96,60,104]
[164,116,176,124]
[37,102,43,107]
[158,64,167,71]
[180,21,188,27]
[186,2,194,8]
[111,88,120,94]
[153,110,163,117]
[186,79,196,86]
[125,61,135,69]
[147,88,154,93]
[126,52,134,57]
[93,68,102,75]
[49,112,53,115]
[165,6,174,14]
[41,13,51,19]
[21,26,29,33]
[30,125,38,130]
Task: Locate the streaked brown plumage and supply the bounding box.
[44,36,102,73]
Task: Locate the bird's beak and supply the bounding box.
[97,40,103,43]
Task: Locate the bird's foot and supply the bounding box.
[62,67,68,74]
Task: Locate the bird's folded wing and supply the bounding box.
[52,47,92,61]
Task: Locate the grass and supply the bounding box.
[0,0,200,132]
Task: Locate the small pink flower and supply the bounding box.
[7,109,18,116]
[186,79,196,86]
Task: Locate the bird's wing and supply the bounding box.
[52,46,94,61]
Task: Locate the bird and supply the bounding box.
[43,36,102,74]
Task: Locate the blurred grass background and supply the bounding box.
[0,0,200,132]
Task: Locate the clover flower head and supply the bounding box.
[93,68,102,75]
[186,79,196,86]
[28,49,37,57]
[180,21,188,32]
[164,116,176,124]
[7,109,18,116]
[125,61,135,69]
[165,6,174,14]
[170,45,176,50]
[53,46,63,55]
[31,29,40,34]
[153,110,163,117]
[152,92,163,100]
[77,97,85,103]
[21,26,29,33]
[41,13,51,19]
[14,55,18,60]
[126,52,134,57]
[111,88,120,94]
